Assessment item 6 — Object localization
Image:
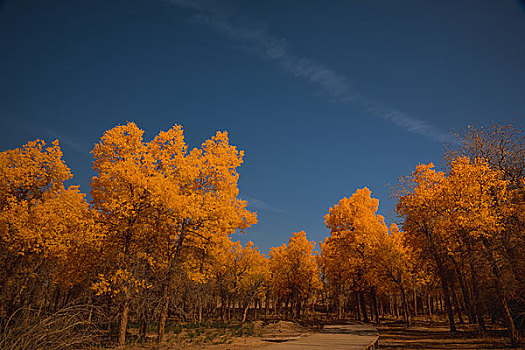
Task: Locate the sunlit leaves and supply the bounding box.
[89,122,257,343]
[0,139,95,313]
[269,231,321,313]
[322,188,388,291]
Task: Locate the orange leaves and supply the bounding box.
[0,139,71,207]
[209,240,269,299]
[319,187,421,304]
[269,231,320,301]
[325,187,386,239]
[398,156,509,253]
[89,122,257,299]
[0,140,87,257]
[447,157,507,231]
[322,188,388,282]
[91,270,152,296]
[0,139,96,295]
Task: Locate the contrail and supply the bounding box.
[241,196,289,214]
[169,0,455,143]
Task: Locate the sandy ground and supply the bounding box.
[121,318,524,349]
[127,321,379,350]
[124,320,313,349]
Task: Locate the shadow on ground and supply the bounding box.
[378,319,516,349]
[321,326,377,337]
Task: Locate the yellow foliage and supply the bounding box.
[89,122,257,296]
[269,231,321,302]
[0,139,97,299]
[321,188,388,291]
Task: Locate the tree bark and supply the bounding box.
[118,297,130,346]
[264,293,269,320]
[139,314,147,343]
[157,284,169,343]
[413,283,418,317]
[423,224,455,331]
[451,285,464,324]
[295,299,301,319]
[439,274,457,332]
[400,287,411,327]
[359,291,369,323]
[457,268,476,324]
[468,253,486,330]
[482,238,519,347]
[371,287,379,323]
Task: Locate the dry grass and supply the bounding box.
[0,305,105,350]
[121,320,312,349]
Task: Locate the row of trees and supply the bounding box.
[316,124,524,347]
[0,122,523,347]
[318,187,416,325]
[0,123,250,346]
[396,125,525,346]
[0,122,326,347]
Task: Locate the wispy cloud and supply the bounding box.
[192,14,356,102]
[242,196,288,214]
[2,116,90,154]
[40,127,90,154]
[168,0,232,16]
[169,0,455,143]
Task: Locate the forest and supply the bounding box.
[0,122,523,349]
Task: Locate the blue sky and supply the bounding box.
[1,0,524,253]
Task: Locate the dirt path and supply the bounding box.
[377,319,521,349]
[143,322,378,350]
[257,324,378,349]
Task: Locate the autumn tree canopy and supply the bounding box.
[269,231,320,319]
[0,140,96,319]
[396,141,523,345]
[0,121,523,348]
[90,122,257,344]
[321,188,389,323]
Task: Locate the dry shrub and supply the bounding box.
[0,305,105,350]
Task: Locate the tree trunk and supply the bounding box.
[295,299,301,319]
[423,224,456,331]
[355,290,361,321]
[264,293,269,320]
[336,294,342,319]
[139,314,147,343]
[438,272,457,332]
[157,285,170,343]
[242,296,256,323]
[451,286,464,324]
[393,295,399,318]
[469,262,486,330]
[221,296,227,322]
[389,293,394,316]
[118,297,130,346]
[371,287,379,323]
[457,269,475,324]
[482,238,519,347]
[400,287,411,327]
[359,291,369,323]
[242,303,249,323]
[413,283,418,317]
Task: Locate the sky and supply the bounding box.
[1,0,524,253]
